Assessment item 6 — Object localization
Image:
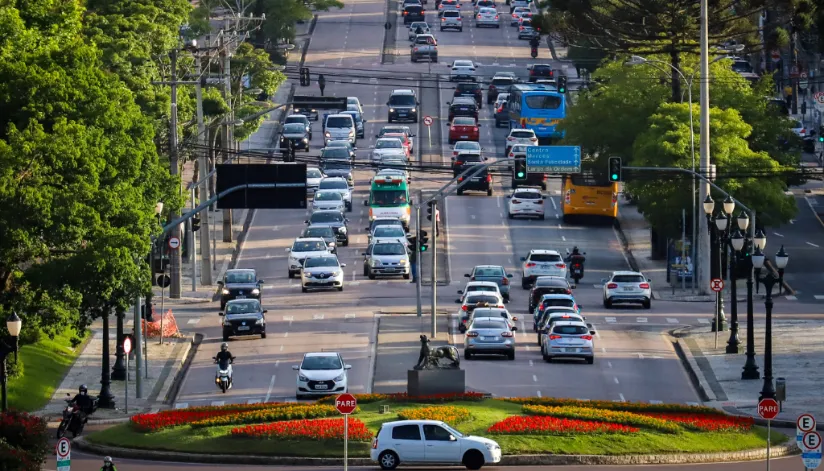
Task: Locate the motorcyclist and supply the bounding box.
[566,247,586,270]
[415,25,424,36]
[529,36,540,49]
[215,343,235,388]
[70,385,95,419]
[318,74,326,96]
[101,456,117,471]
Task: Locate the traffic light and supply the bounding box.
[608,156,622,182]
[557,76,567,93]
[419,229,429,252]
[141,303,155,322]
[407,235,417,253]
[735,239,753,279]
[299,67,310,86]
[191,216,201,232]
[426,201,435,221]
[514,158,527,180]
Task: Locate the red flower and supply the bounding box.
[231,417,372,441]
[639,413,754,432]
[488,415,639,435]
[130,403,299,432]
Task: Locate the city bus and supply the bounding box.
[507,84,567,144]
[561,174,618,222]
[367,176,411,229]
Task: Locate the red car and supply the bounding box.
[384,132,413,156]
[448,117,480,144]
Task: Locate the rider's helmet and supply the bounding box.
[571,246,580,255]
[221,342,229,352]
[104,457,113,464]
[79,384,88,395]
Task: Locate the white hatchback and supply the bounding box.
[507,187,545,219]
[603,271,652,309]
[292,352,351,399]
[371,420,502,470]
[450,60,477,82]
[475,7,499,27]
[312,190,345,213]
[521,249,566,288]
[505,128,538,155]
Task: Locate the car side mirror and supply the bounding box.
[464,274,471,278]
[449,435,457,441]
[512,326,518,331]
[344,364,352,369]
[542,195,547,199]
[375,134,380,138]
[601,278,608,283]
[457,290,464,294]
[258,279,264,284]
[341,263,347,267]
[512,316,518,321]
[590,330,596,335]
[410,44,415,47]
[292,365,300,370]
[263,310,268,314]
[217,281,224,286]
[477,124,482,127]
[570,285,576,289]
[286,248,291,252]
[363,200,369,206]
[455,299,462,303]
[218,312,224,316]
[647,278,652,282]
[305,220,309,224]
[446,101,451,105]
[386,102,390,106]
[507,273,513,278]
[362,252,367,256]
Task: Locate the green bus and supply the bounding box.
[367,176,411,229]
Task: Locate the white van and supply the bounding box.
[324,114,357,146]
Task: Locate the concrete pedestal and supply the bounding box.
[407,369,466,396]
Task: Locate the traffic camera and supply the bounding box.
[608,156,622,182]
[514,158,527,180]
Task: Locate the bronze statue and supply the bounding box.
[414,335,460,370]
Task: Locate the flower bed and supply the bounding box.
[640,413,754,432]
[231,417,373,441]
[190,404,339,428]
[488,415,640,435]
[315,392,485,404]
[398,406,471,424]
[131,403,294,432]
[506,397,724,415]
[523,405,681,433]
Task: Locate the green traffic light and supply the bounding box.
[517,172,525,178]
[819,136,824,142]
[421,246,427,252]
[611,173,618,181]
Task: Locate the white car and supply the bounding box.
[450,60,477,82]
[293,352,351,399]
[407,21,431,40]
[471,306,518,330]
[510,6,530,24]
[457,281,501,303]
[371,420,501,470]
[371,138,407,165]
[370,225,409,245]
[475,7,499,27]
[347,97,363,114]
[312,190,346,213]
[306,167,325,193]
[521,249,566,288]
[507,187,545,219]
[318,177,352,211]
[603,270,652,309]
[440,10,463,31]
[790,120,806,138]
[286,237,331,278]
[505,128,538,155]
[452,141,482,161]
[301,254,346,292]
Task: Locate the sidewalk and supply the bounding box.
[677,320,824,424]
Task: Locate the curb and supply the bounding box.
[164,333,203,405]
[73,436,799,466]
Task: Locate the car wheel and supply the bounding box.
[302,286,308,293]
[507,351,515,360]
[536,335,542,347]
[643,299,651,309]
[411,56,417,63]
[457,188,463,195]
[540,212,545,220]
[440,27,444,31]
[378,451,400,470]
[337,286,343,292]
[496,24,500,28]
[462,450,485,470]
[287,271,292,279]
[388,117,393,123]
[343,239,349,247]
[542,347,550,362]
[403,273,411,280]
[464,350,472,359]
[368,272,376,280]
[603,298,612,308]
[586,356,595,365]
[487,188,493,196]
[433,55,438,62]
[508,212,514,219]
[261,331,267,339]
[521,278,530,289]
[363,265,369,277]
[459,27,463,31]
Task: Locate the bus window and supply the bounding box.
[525,95,562,109]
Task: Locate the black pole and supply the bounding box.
[726,242,741,353]
[98,311,116,408]
[111,307,127,380]
[0,350,7,412]
[716,231,727,331]
[741,246,760,379]
[759,272,777,400]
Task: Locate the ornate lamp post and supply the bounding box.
[111,306,127,381]
[741,225,766,379]
[1,313,23,412]
[703,195,735,331]
[97,309,116,409]
[752,245,789,400]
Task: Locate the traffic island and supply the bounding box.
[78,393,795,465]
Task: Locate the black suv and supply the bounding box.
[306,210,350,246]
[454,83,483,108]
[387,89,419,123]
[527,64,554,82]
[447,97,478,121]
[528,276,572,312]
[456,164,492,196]
[488,76,516,103]
[218,269,264,309]
[403,5,425,23]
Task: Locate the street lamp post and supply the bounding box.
[111,306,127,381]
[703,195,735,331]
[1,312,23,412]
[741,226,766,380]
[752,245,789,400]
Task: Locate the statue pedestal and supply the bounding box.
[407,369,466,397]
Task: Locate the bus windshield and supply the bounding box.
[371,190,408,206]
[525,95,562,109]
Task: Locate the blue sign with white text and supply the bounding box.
[525,146,582,173]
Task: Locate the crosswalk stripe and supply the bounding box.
[211,401,225,407]
[187,318,201,325]
[815,295,824,300]
[698,319,710,324]
[175,403,189,409]
[283,316,294,321]
[636,317,648,323]
[605,317,617,323]
[313,314,325,320]
[345,313,356,319]
[666,318,679,324]
[785,295,797,300]
[649,400,663,404]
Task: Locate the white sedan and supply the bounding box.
[370,225,409,246]
[450,60,477,82]
[370,138,407,165]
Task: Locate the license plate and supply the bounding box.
[314,384,328,390]
[238,326,250,331]
[472,178,481,181]
[623,287,634,291]
[481,336,498,341]
[562,347,578,353]
[461,135,468,139]
[236,295,246,299]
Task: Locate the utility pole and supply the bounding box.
[194,53,213,285]
[697,0,711,296]
[430,201,438,338]
[220,20,234,243]
[168,49,183,299]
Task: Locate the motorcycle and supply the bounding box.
[566,248,586,285]
[530,46,538,58]
[56,394,97,438]
[214,357,234,393]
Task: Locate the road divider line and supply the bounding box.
[175,402,188,409]
[601,347,606,353]
[279,345,284,352]
[549,197,557,210]
[666,318,679,324]
[619,393,626,402]
[637,353,644,359]
[528,360,534,367]
[284,332,289,338]
[537,390,542,397]
[607,361,613,368]
[613,377,620,384]
[532,374,538,382]
[265,375,276,403]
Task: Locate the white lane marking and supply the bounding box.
[807,241,820,248]
[275,360,279,367]
[814,295,824,300]
[528,360,534,367]
[352,271,356,281]
[346,313,356,319]
[247,399,261,404]
[279,345,284,351]
[313,314,325,320]
[619,393,626,402]
[637,317,648,323]
[605,317,617,323]
[471,214,476,220]
[561,236,566,241]
[532,374,538,382]
[557,223,562,229]
[283,315,294,322]
[537,390,542,398]
[265,375,276,403]
[284,332,289,338]
[698,319,711,324]
[785,295,797,300]
[187,318,201,325]
[607,361,613,368]
[211,401,225,406]
[613,377,620,384]
[650,400,664,404]
[497,197,501,208]
[601,347,607,353]
[549,197,557,210]
[666,318,679,324]
[687,402,699,406]
[175,402,189,409]
[773,232,784,237]
[637,353,645,359]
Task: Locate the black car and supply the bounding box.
[447,97,479,121]
[528,276,573,312]
[220,299,267,340]
[403,5,425,23]
[387,90,419,123]
[306,210,350,246]
[218,269,264,309]
[284,114,313,139]
[527,64,554,82]
[456,164,492,196]
[301,226,338,253]
[452,151,484,174]
[280,123,311,151]
[488,76,516,103]
[454,83,483,108]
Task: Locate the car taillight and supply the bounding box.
[414,47,419,51]
[495,15,499,19]
[461,305,468,311]
[580,335,593,340]
[478,14,481,18]
[507,136,516,141]
[530,137,538,141]
[497,106,503,113]
[607,283,618,289]
[456,160,463,165]
[466,331,479,337]
[373,439,379,449]
[549,71,554,77]
[536,200,543,204]
[453,151,459,156]
[457,16,462,20]
[501,331,514,337]
[403,11,407,14]
[519,26,524,30]
[458,177,463,182]
[441,17,445,20]
[526,263,536,267]
[555,263,566,268]
[549,335,561,340]
[489,85,496,91]
[565,289,571,294]
[462,318,468,324]
[512,199,520,204]
[640,283,650,289]
[473,127,478,132]
[486,175,492,182]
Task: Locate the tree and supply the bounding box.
[254,0,343,52]
[229,42,287,142]
[627,103,796,237]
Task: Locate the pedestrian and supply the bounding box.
[318,74,326,96]
[409,243,418,283]
[784,84,792,108]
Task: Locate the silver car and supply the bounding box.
[306,167,325,194]
[440,10,463,31]
[541,321,595,364]
[362,241,411,279]
[464,317,516,360]
[475,7,499,28]
[312,190,346,213]
[408,21,431,40]
[301,254,346,292]
[317,177,352,211]
[602,271,652,309]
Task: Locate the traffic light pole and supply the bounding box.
[431,201,438,338]
[415,200,423,318]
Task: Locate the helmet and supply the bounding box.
[104,456,113,463]
[221,343,229,352]
[79,385,88,395]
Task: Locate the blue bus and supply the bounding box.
[507,84,567,143]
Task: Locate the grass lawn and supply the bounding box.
[86,399,785,456]
[6,328,88,412]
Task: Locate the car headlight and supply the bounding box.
[304,272,313,277]
[325,132,331,138]
[334,373,345,382]
[255,318,264,325]
[370,259,380,267]
[411,108,416,113]
[339,227,347,233]
[484,443,500,450]
[302,138,309,143]
[298,374,309,382]
[251,288,260,295]
[222,289,229,295]
[332,271,341,277]
[348,131,354,136]
[399,259,408,265]
[389,108,395,112]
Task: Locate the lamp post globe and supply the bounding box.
[2,312,23,411]
[723,195,735,215]
[6,312,22,337]
[715,212,728,231]
[703,194,715,215]
[754,229,767,251]
[775,245,789,269]
[736,212,749,231]
[731,230,744,252]
[752,246,765,269]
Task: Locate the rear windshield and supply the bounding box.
[474,310,508,319]
[514,191,541,199]
[389,95,416,106]
[467,295,500,305]
[613,275,646,283]
[467,285,496,292]
[472,321,507,330]
[453,117,476,125]
[457,84,480,91]
[315,191,342,201]
[443,10,460,16]
[492,78,514,86]
[543,299,574,307]
[283,123,306,133]
[530,253,562,262]
[306,168,323,178]
[293,240,327,252]
[510,130,535,138]
[319,180,348,189]
[532,64,552,71]
[415,36,435,45]
[553,325,588,335]
[405,5,423,11]
[285,116,307,123]
[535,277,568,287]
[473,266,504,276]
[321,148,351,159]
[310,212,343,223]
[525,95,562,109]
[521,19,532,26]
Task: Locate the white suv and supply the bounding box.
[520,249,566,288]
[507,187,545,219]
[371,420,501,470]
[286,237,331,278]
[603,271,652,309]
[505,128,538,156]
[440,10,463,31]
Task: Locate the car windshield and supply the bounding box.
[225,300,261,314]
[467,285,496,293]
[304,256,339,268]
[285,116,307,124]
[455,142,480,150]
[283,123,305,133]
[454,61,473,67]
[374,226,405,237]
[225,271,255,283]
[303,227,334,238]
[525,95,562,109]
[310,212,344,223]
[343,111,362,122]
[371,190,407,206]
[322,148,350,159]
[327,141,351,149]
[347,98,359,106]
[530,253,562,262]
[376,139,403,149]
[535,279,567,288]
[467,295,500,305]
[473,267,505,277]
[472,320,507,330]
[319,180,349,190]
[293,240,327,252]
[514,191,541,199]
[453,117,475,126]
[306,168,323,178]
[323,162,351,172]
[315,191,342,201]
[613,274,646,283]
[373,243,406,255]
[326,116,352,128]
[301,355,343,370]
[553,325,589,335]
[389,95,416,106]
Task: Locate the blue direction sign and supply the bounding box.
[525,146,582,174]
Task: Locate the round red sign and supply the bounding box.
[335,393,358,414]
